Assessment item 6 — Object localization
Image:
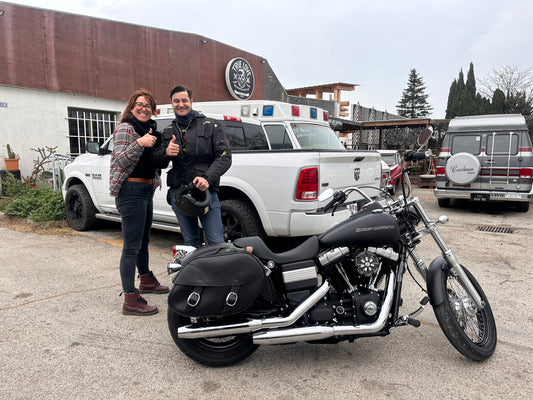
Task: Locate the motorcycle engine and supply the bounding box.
[353,250,381,277]
[308,288,383,325]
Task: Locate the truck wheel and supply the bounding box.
[65,184,98,231]
[221,199,265,241]
[438,198,451,208]
[515,201,530,212]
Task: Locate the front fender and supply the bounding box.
[427,256,448,306]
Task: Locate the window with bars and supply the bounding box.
[67,108,119,155]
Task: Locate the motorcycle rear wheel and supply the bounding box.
[432,265,497,361]
[167,309,259,367]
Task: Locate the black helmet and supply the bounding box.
[174,184,211,217]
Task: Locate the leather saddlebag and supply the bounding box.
[168,244,266,318]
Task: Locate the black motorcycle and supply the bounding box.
[166,134,497,367]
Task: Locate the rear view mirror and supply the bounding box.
[86,141,100,154]
[417,127,433,148]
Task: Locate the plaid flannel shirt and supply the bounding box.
[109,122,162,197]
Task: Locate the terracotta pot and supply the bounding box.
[4,158,19,171]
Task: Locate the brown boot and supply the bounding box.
[122,289,158,316]
[139,271,169,294]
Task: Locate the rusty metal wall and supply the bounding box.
[0,2,266,104]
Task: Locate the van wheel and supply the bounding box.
[438,198,451,208]
[65,184,98,231]
[515,201,530,212]
[221,199,265,241]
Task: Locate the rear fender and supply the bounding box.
[427,256,448,306]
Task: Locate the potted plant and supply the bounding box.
[4,144,19,171]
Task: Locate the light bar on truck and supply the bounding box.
[292,105,300,117]
[241,105,250,117]
[310,107,317,119]
[323,111,329,121]
[263,105,274,116]
[224,115,242,122]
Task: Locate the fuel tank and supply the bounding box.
[319,209,400,248]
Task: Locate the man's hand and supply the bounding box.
[193,176,209,191]
[165,135,180,156]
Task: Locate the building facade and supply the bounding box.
[0,2,290,175]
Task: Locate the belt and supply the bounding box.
[126,177,153,184]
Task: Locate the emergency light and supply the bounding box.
[263,105,274,116]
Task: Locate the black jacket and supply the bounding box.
[154,111,232,192]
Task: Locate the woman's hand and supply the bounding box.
[137,129,157,147]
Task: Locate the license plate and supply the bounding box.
[471,194,489,202]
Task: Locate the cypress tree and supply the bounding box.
[492,89,506,114]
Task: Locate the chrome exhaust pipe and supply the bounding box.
[177,280,331,339]
[252,271,396,345]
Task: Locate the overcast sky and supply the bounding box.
[5,0,533,118]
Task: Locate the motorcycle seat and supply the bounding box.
[233,236,319,264]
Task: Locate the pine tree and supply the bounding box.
[396,69,433,118]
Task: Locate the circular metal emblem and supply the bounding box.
[225,57,254,100]
[445,152,481,185]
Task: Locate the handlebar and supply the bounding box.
[323,191,347,213]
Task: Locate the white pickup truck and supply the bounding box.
[62,101,384,240]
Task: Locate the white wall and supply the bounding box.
[0,85,125,176]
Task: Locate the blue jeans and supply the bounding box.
[170,189,225,248]
[115,181,155,293]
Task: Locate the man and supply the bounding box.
[160,85,232,247]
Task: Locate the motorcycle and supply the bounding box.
[165,131,497,367]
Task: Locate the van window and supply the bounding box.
[264,125,293,149]
[451,135,481,155]
[486,133,519,155]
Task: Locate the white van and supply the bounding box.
[434,114,533,212]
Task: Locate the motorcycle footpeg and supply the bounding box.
[407,318,421,328]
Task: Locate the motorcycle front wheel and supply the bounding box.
[167,309,259,367]
[432,266,497,361]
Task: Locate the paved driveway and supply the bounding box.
[0,188,531,399]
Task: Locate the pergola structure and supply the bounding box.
[286,82,358,117]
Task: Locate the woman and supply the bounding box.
[110,89,173,316]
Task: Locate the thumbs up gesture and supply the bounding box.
[165,135,180,157]
[138,129,157,148]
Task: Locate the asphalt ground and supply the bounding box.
[0,187,532,400]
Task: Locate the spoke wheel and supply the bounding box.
[167,308,259,367]
[432,265,497,361]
